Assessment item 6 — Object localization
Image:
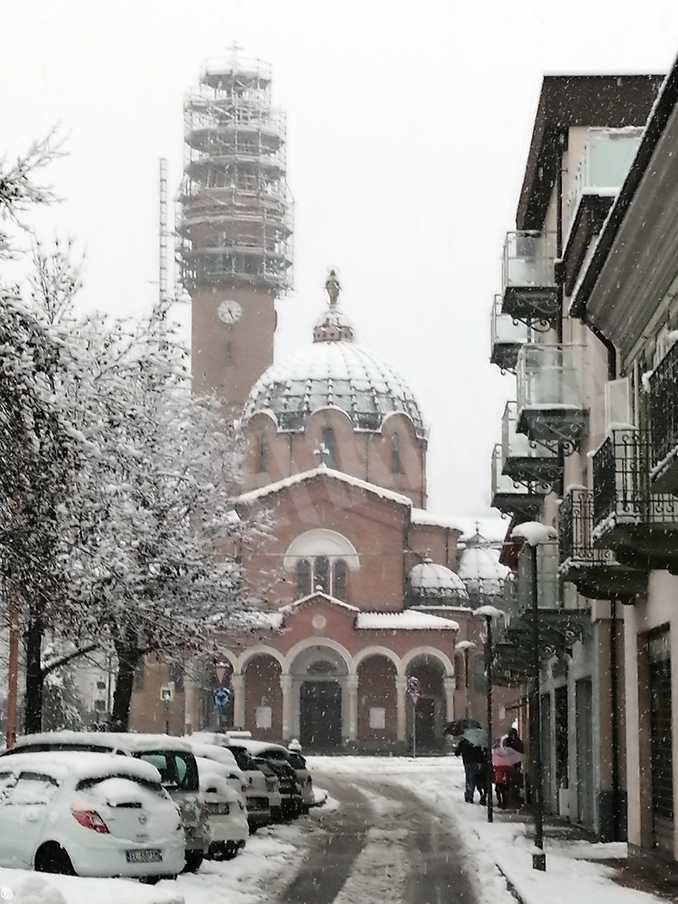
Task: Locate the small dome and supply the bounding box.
[409,558,468,601]
[458,531,509,598]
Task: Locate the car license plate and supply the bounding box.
[126,849,162,863]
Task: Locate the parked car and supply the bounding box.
[251,756,301,821]
[286,750,314,813]
[190,733,276,831]
[239,740,306,817]
[5,731,209,873]
[0,752,185,879]
[195,759,248,860]
[186,741,247,799]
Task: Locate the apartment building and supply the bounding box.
[566,59,678,862]
[489,73,663,842]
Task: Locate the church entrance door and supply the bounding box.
[300,681,342,749]
[415,698,436,749]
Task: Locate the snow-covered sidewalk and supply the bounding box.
[407,755,668,904]
[309,756,670,904]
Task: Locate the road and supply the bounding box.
[279,761,482,904]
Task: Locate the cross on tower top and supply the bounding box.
[314,442,331,467]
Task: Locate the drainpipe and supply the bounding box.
[610,594,621,841]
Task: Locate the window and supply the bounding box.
[333,559,348,600]
[257,434,268,472]
[296,558,312,597]
[8,773,59,806]
[314,555,330,594]
[94,699,106,712]
[321,428,338,469]
[96,680,106,691]
[391,433,402,474]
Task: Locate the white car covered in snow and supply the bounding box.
[0,752,185,879]
[196,758,249,860]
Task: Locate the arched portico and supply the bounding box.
[286,641,351,750]
[404,648,456,750]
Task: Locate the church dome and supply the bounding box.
[244,270,425,437]
[457,530,509,598]
[409,558,468,602]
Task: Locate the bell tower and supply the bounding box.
[180,47,292,413]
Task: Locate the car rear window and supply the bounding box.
[76,774,164,796]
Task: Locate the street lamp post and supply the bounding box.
[475,606,503,825]
[530,542,546,871]
[511,521,556,873]
[456,640,477,717]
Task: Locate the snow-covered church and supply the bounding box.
[130,271,514,751]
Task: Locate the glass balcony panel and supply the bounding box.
[492,444,528,498]
[491,295,529,346]
[517,344,586,413]
[502,230,556,291]
[566,128,642,224]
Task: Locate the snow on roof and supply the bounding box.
[511,522,558,547]
[279,591,360,615]
[0,751,162,784]
[235,466,413,508]
[229,609,285,630]
[356,611,459,631]
[410,508,465,532]
[13,731,193,754]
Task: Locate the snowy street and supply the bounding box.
[0,758,673,904]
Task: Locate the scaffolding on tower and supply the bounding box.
[178,47,293,296]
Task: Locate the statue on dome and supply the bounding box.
[325,268,341,307]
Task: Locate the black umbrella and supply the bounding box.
[444,718,481,736]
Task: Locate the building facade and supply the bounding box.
[489,73,664,842]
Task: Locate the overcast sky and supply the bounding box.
[2,1,678,524]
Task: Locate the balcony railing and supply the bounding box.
[501,230,558,324]
[490,444,544,516]
[501,401,559,485]
[516,344,587,449]
[490,294,528,372]
[559,487,645,598]
[649,339,678,491]
[592,428,678,565]
[566,128,642,230]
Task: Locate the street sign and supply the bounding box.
[213,687,232,711]
[407,676,421,705]
[160,685,173,703]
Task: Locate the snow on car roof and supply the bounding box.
[12,731,193,754]
[186,741,240,769]
[238,740,289,756]
[0,751,162,784]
